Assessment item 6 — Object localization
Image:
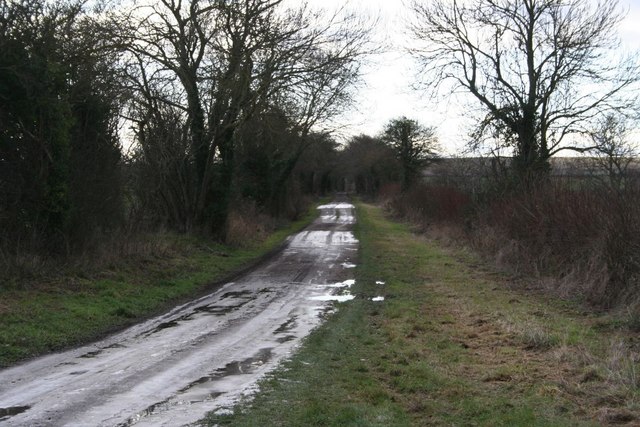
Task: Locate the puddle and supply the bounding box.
[288,231,358,249]
[55,361,77,367]
[154,320,179,331]
[0,405,30,421]
[180,348,274,392]
[193,299,250,316]
[194,305,236,315]
[212,348,273,377]
[276,335,296,343]
[309,294,355,302]
[104,343,127,350]
[323,279,355,289]
[118,349,274,427]
[317,203,354,210]
[144,311,202,337]
[121,388,225,426]
[371,296,385,302]
[274,317,298,334]
[78,349,102,359]
[220,290,253,300]
[117,400,172,427]
[311,278,356,303]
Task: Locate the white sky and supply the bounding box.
[308,0,640,155]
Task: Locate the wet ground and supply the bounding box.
[0,201,358,427]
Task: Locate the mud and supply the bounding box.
[0,200,358,427]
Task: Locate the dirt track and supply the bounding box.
[0,202,358,427]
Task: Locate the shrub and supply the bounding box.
[389,184,471,228]
[387,176,640,308]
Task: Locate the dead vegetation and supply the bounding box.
[386,177,640,310]
[415,266,640,425]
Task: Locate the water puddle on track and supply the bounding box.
[144,297,254,337]
[309,279,356,302]
[55,361,77,367]
[274,316,298,334]
[220,290,253,300]
[276,335,296,343]
[76,343,126,361]
[193,303,245,316]
[0,405,31,422]
[118,348,274,426]
[78,349,103,359]
[153,320,180,331]
[105,343,127,350]
[323,279,355,288]
[309,294,355,302]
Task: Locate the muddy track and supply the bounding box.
[0,201,358,427]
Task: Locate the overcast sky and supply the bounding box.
[308,0,640,155]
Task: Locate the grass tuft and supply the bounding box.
[520,324,560,351]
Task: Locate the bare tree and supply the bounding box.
[409,0,639,183]
[382,117,439,190]
[589,114,639,191]
[103,0,370,233]
[239,5,371,218]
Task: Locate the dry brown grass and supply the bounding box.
[0,231,188,290]
[427,275,640,424]
[224,201,276,247]
[389,180,640,309]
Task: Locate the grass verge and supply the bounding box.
[206,203,640,426]
[0,207,319,368]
